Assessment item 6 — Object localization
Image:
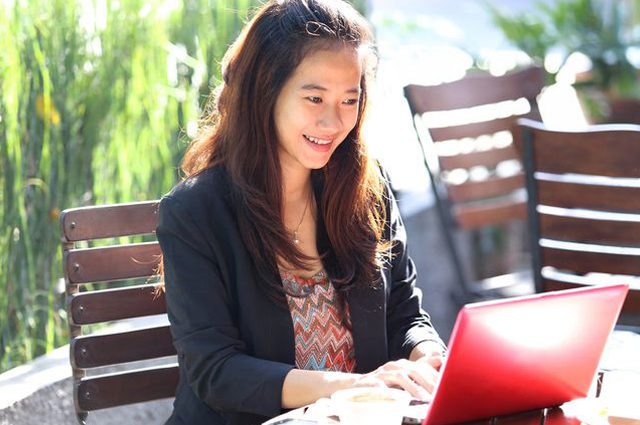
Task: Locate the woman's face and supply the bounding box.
[274,46,363,174]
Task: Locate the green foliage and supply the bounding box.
[487,0,640,98]
[0,0,259,372]
[487,4,552,61]
[347,0,369,16]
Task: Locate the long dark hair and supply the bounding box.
[182,0,388,301]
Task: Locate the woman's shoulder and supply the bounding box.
[162,165,232,212]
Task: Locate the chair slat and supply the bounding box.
[77,364,179,412]
[61,201,159,242]
[537,180,640,212]
[404,67,544,113]
[439,145,518,170]
[448,174,524,202]
[65,242,161,284]
[71,325,175,369]
[455,199,526,230]
[529,126,640,178]
[70,284,166,325]
[540,214,640,246]
[608,98,640,124]
[541,246,640,276]
[428,116,518,142]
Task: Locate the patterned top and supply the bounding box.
[280,270,356,373]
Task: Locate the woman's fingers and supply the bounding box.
[379,369,430,400]
[398,359,439,395]
[406,363,438,394]
[352,374,389,388]
[355,359,440,400]
[417,353,444,371]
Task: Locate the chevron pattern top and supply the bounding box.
[281,270,356,373]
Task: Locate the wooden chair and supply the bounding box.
[608,98,640,125]
[518,118,640,327]
[60,200,178,424]
[403,66,545,302]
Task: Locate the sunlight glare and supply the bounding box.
[481,303,582,351]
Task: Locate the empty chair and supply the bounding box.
[403,66,545,302]
[60,200,177,424]
[608,98,640,125]
[518,118,640,327]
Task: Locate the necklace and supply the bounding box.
[292,194,311,245]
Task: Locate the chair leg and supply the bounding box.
[76,412,87,424]
[412,118,472,304]
[431,191,472,305]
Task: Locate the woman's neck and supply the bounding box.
[279,165,321,276]
[281,165,312,204]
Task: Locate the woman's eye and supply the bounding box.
[307,96,322,104]
[343,98,358,105]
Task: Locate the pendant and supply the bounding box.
[293,231,300,244]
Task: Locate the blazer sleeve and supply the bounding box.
[384,184,447,360]
[157,195,294,417]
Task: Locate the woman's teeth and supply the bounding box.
[304,135,331,145]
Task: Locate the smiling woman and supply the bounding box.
[275,47,362,173]
[157,1,446,424]
[273,46,364,271]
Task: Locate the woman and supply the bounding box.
[157,1,446,424]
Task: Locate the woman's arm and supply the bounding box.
[384,182,447,360]
[281,369,358,408]
[374,177,447,396]
[158,195,294,417]
[410,340,445,370]
[281,355,442,407]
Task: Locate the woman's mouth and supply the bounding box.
[304,134,332,145]
[303,134,334,152]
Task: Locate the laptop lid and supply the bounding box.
[423,283,629,425]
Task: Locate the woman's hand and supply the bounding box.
[410,340,445,371]
[415,351,444,372]
[351,358,440,400]
[281,341,447,408]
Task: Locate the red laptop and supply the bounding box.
[423,283,629,425]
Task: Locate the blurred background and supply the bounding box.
[1,0,639,421]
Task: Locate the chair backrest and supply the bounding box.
[404,66,545,229]
[608,98,640,125]
[518,118,640,327]
[60,200,178,424]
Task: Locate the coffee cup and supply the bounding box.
[330,387,411,425]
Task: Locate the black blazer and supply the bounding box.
[157,166,444,425]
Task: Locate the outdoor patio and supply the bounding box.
[2,0,639,423]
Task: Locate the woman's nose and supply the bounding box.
[317,106,342,131]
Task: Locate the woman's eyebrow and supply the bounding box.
[300,83,361,93]
[300,83,327,91]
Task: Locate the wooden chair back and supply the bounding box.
[608,98,640,125]
[403,67,544,301]
[60,201,178,424]
[404,66,545,229]
[518,119,640,327]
